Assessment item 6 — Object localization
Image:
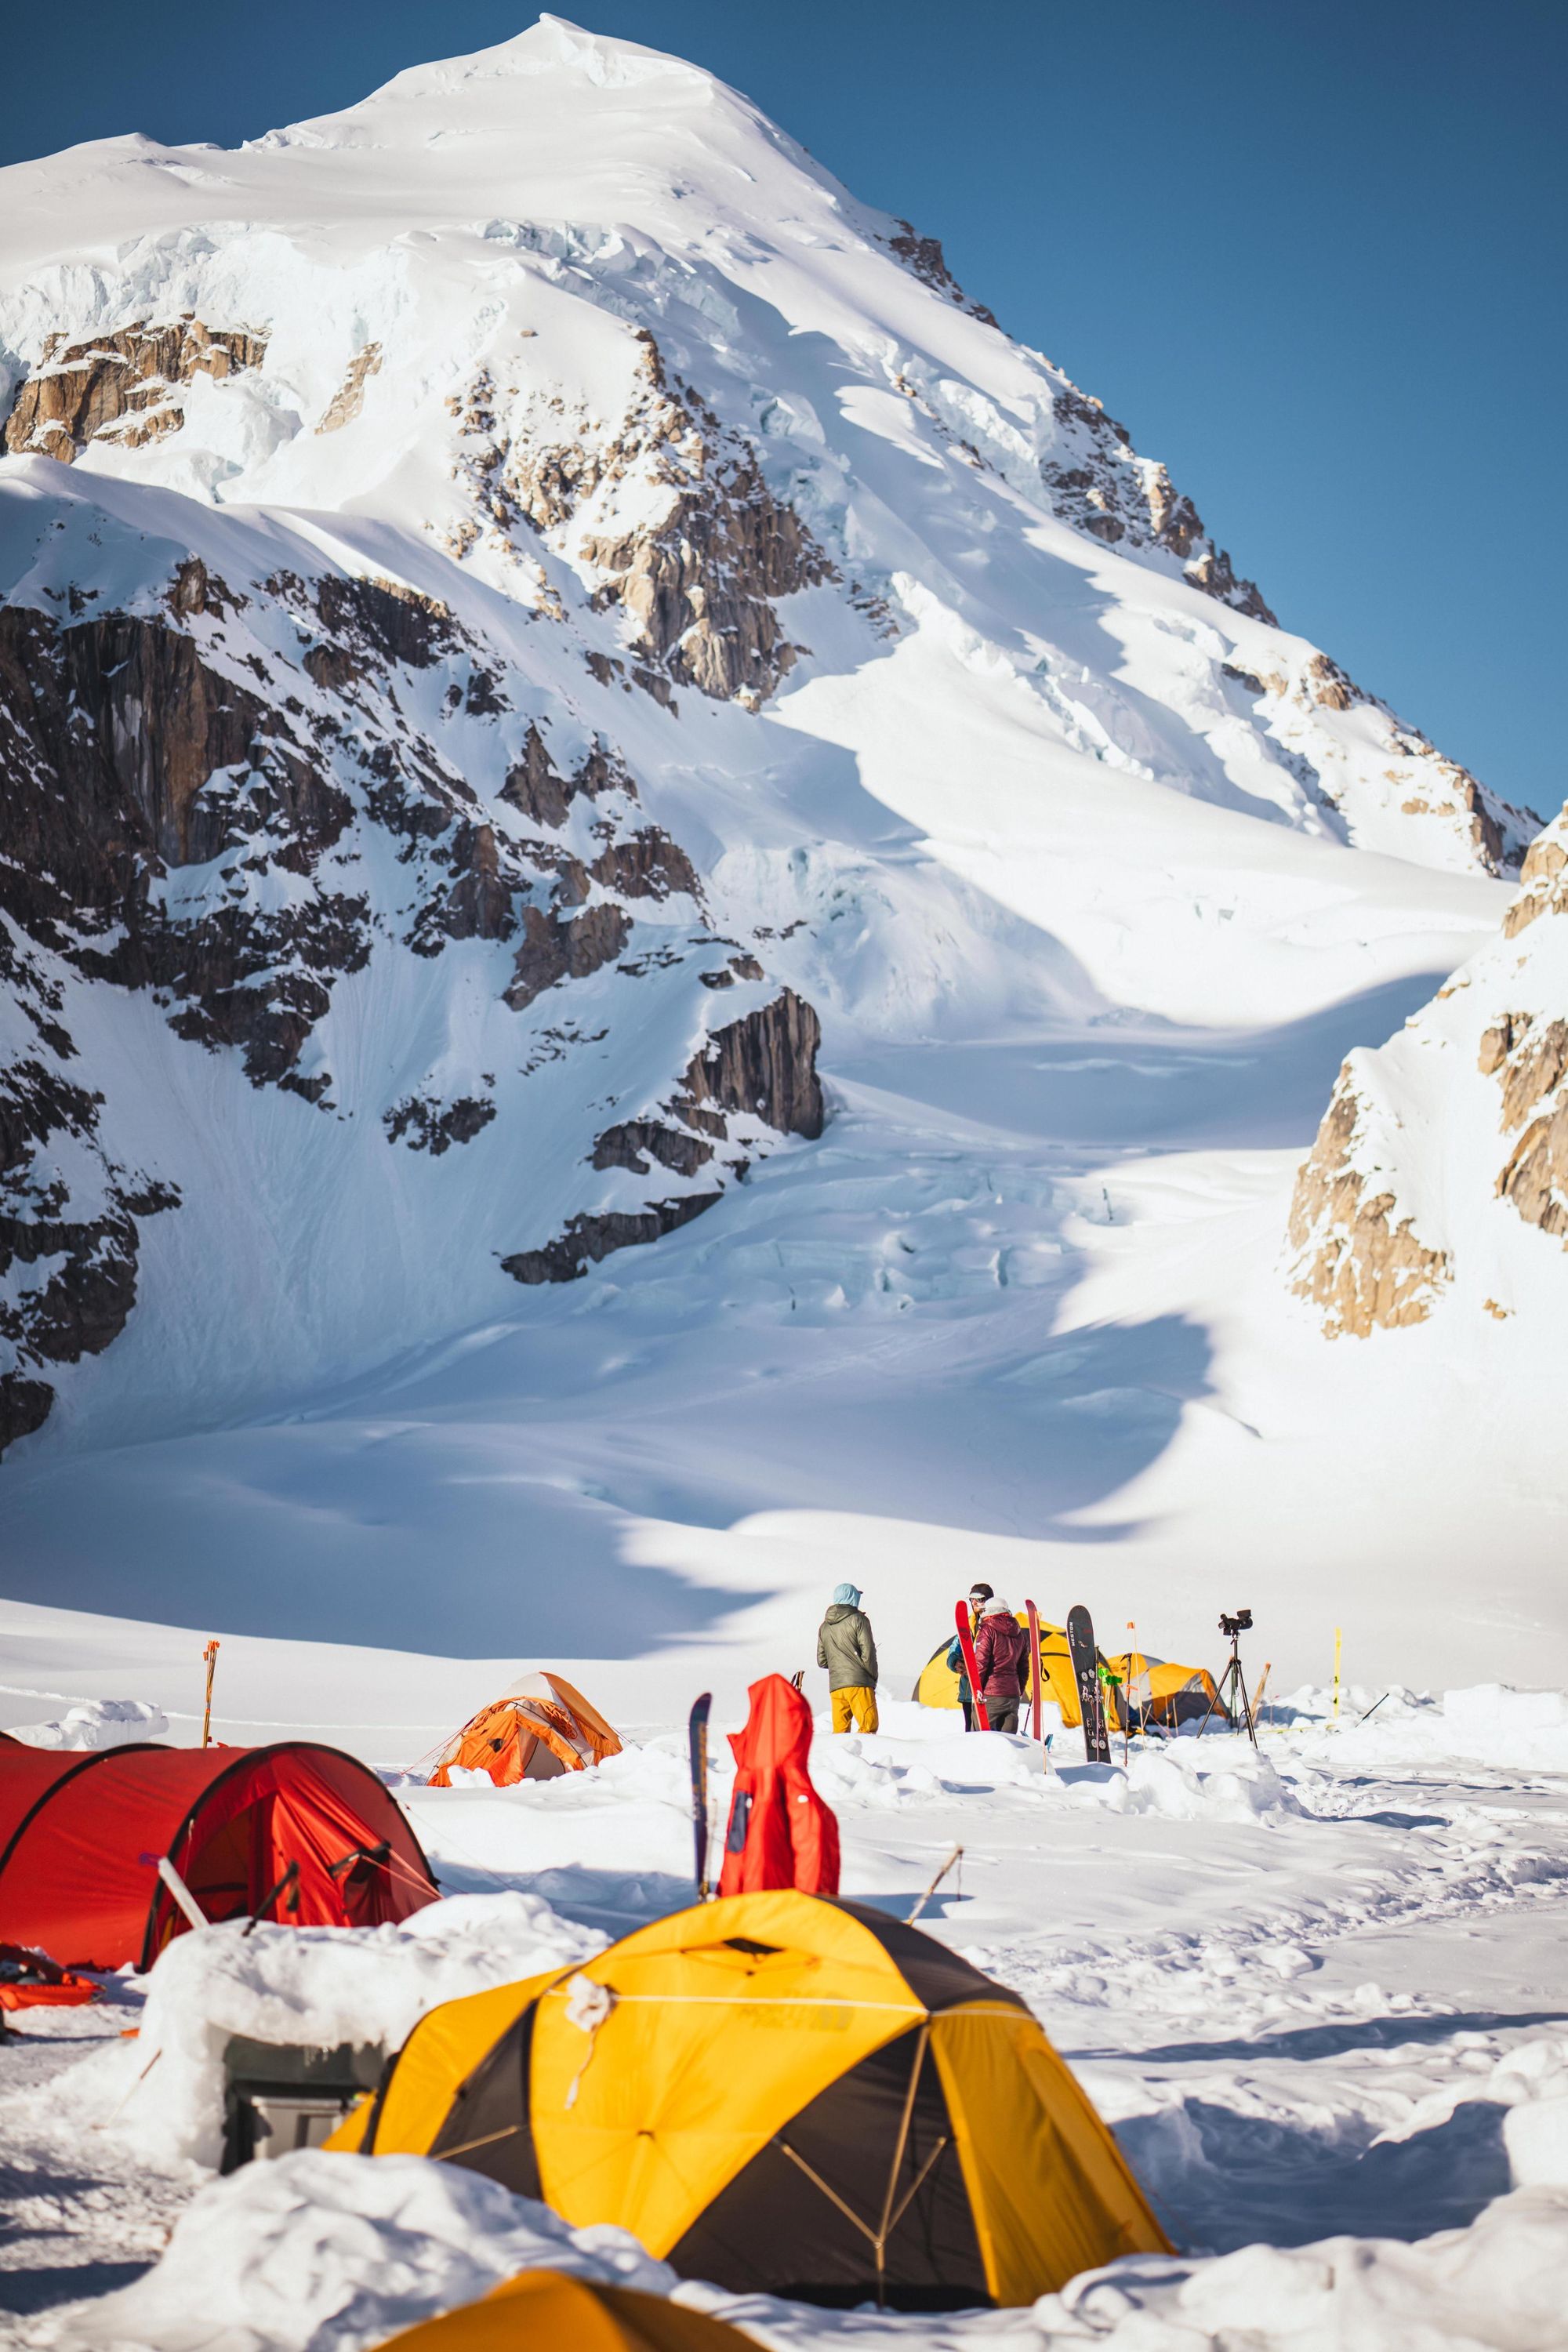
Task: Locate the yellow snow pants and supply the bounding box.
[831,1685,879,1733]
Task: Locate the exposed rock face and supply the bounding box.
[384,1094,498,1155]
[0,942,179,1454]
[504,990,824,1283]
[591,1120,714,1177]
[502,1192,720,1286]
[1224,648,1534,879]
[318,343,383,434]
[0,601,368,1090]
[884,221,1000,328]
[677,988,824,1142]
[504,902,633,1011]
[1287,801,1568,1327]
[0,495,823,1446]
[1039,377,1275,624]
[452,333,835,702]
[2,318,267,461]
[1286,1073,1450,1336]
[1504,817,1568,937]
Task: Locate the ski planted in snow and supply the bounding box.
[1066,1604,1111,1763]
[954,1599,990,1732]
[688,1691,713,1897]
[1025,1599,1046,1748]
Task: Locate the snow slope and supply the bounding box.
[0,15,1560,1690]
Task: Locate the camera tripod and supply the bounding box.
[1198,1625,1258,1747]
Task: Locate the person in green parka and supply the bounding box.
[817,1583,879,1732]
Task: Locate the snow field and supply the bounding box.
[2,1686,1566,2347]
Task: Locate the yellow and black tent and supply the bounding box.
[330,1889,1170,2308]
[379,2268,750,2352]
[913,1621,1221,1731]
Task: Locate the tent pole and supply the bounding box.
[873,2026,929,2307]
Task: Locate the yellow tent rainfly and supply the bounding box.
[378,2268,753,2352]
[329,1889,1171,2307]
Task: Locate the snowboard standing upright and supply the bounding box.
[953,1600,990,1732]
[1066,1605,1111,1763]
[688,1692,713,1896]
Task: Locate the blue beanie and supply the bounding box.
[833,1582,862,1606]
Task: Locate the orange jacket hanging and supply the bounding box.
[717,1675,840,1896]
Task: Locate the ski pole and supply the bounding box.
[909,1846,963,1925]
[201,1639,220,1748]
[1359,1692,1388,1725]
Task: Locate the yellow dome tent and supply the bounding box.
[913,1620,1221,1730]
[329,1889,1171,2308]
[379,2268,750,2352]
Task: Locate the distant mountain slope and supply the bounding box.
[1289,803,1568,1335]
[0,16,1538,1457]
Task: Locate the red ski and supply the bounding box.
[1025,1599,1045,1746]
[954,1600,990,1731]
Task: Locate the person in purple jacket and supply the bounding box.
[971,1598,1029,1734]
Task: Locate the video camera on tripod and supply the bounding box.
[1198,1609,1258,1744]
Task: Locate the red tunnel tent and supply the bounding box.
[0,1741,438,1971]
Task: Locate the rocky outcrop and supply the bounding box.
[1287,805,1568,1325]
[0,601,365,1088]
[452,334,835,702]
[1479,951,1568,1247]
[501,1192,720,1285]
[1225,648,1533,878]
[884,220,1000,328]
[500,729,634,828]
[1286,1073,1450,1336]
[676,988,824,1142]
[2,318,267,462]
[318,343,383,434]
[0,965,179,1457]
[590,829,701,903]
[1504,812,1568,937]
[504,902,633,1011]
[1040,378,1275,624]
[591,1120,714,1177]
[504,990,824,1285]
[384,1093,498,1156]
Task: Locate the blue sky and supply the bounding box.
[5,2,1563,815]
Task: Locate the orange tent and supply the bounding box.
[426,1674,620,1788]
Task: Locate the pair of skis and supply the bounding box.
[954,1597,1112,1763]
[951,1599,1052,1748]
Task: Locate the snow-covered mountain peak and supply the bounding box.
[0,18,1544,1474]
